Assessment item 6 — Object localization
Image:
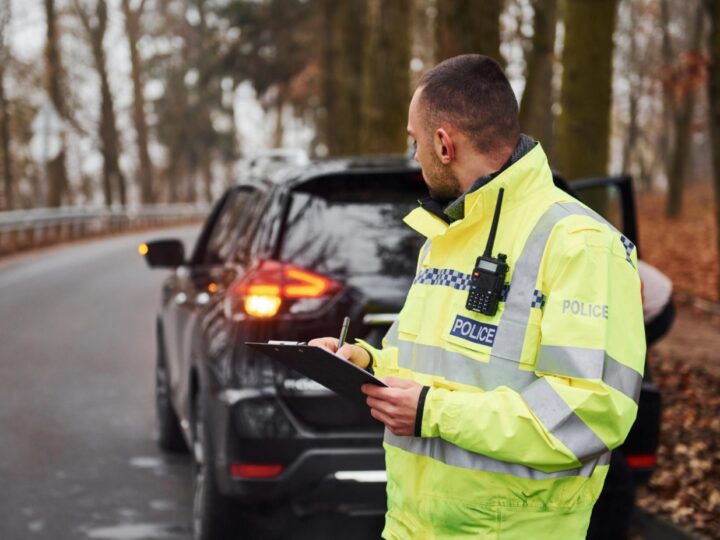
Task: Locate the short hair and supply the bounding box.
[417,54,520,157]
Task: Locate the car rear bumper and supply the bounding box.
[216,447,387,512]
[208,386,387,511]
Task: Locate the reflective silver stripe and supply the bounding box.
[384,320,399,347]
[537,345,604,379]
[522,378,608,462]
[492,201,616,362]
[558,201,616,232]
[418,240,432,270]
[492,205,571,361]
[537,345,642,402]
[385,431,610,479]
[604,355,643,402]
[398,340,537,391]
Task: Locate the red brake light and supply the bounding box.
[229,260,342,318]
[229,463,284,479]
[626,454,657,469]
[285,267,338,298]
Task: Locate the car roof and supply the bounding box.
[235,155,421,192]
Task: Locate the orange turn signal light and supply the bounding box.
[244,295,282,318]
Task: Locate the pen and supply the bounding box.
[338,316,350,349]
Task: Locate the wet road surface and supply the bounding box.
[1,227,201,539]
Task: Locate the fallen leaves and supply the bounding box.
[637,185,719,303]
[636,349,720,538]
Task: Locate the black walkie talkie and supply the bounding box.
[465,188,509,316]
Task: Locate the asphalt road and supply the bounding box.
[0,227,202,540]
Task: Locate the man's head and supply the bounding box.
[407,54,520,199]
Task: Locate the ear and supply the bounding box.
[433,128,455,164]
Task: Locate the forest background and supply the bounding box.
[1,1,720,537]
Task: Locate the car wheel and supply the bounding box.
[191,391,238,540]
[155,343,188,453]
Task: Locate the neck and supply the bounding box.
[454,146,513,193]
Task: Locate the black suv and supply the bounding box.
[143,157,662,540]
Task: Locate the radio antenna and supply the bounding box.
[483,188,504,258]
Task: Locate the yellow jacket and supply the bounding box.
[357,143,645,539]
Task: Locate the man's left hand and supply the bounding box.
[361,377,423,436]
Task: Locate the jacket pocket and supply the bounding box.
[442,298,498,361]
[397,286,426,338]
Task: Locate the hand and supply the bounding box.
[361,377,423,436]
[307,337,371,369]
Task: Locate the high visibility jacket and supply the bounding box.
[357,144,646,540]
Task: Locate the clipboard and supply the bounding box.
[245,341,387,407]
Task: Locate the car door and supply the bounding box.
[194,187,272,393]
[163,187,258,416]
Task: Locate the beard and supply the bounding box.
[423,149,462,200]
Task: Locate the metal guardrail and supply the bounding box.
[0,204,210,257]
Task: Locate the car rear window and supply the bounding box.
[280,173,427,280]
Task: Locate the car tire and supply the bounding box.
[191,389,240,540]
[155,339,188,453]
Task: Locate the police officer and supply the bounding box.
[310,55,645,539]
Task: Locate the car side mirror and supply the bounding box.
[140,239,186,268]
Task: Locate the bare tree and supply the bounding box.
[74,0,127,207]
[664,0,705,218]
[619,0,639,178]
[0,0,13,210]
[360,0,411,155]
[121,0,155,204]
[555,0,618,214]
[435,0,502,62]
[319,0,366,156]
[706,0,720,300]
[44,0,69,208]
[519,0,557,151]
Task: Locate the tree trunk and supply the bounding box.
[200,150,212,203]
[0,2,13,211]
[76,0,127,207]
[665,4,704,218]
[0,64,12,210]
[519,0,557,151]
[319,0,366,156]
[360,0,411,155]
[621,0,639,176]
[554,0,618,213]
[273,84,286,149]
[660,0,674,186]
[121,0,154,204]
[705,0,720,300]
[44,0,68,208]
[435,0,502,63]
[622,89,639,176]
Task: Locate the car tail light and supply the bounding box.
[225,260,342,320]
[229,463,284,479]
[626,453,657,469]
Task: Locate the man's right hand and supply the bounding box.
[307,337,372,370]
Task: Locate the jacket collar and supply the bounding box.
[444,133,536,221]
[403,142,554,239]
